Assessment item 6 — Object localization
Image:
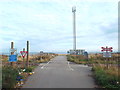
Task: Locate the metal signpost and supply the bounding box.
[20,49,28,68]
[101,46,113,69]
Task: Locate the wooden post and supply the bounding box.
[26,41,29,68]
[104,57,106,69]
[106,57,108,69]
[108,58,109,69]
[10,42,14,66]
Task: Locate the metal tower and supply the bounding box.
[72,6,76,51]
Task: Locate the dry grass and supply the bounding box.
[2,54,57,67]
[89,53,119,88]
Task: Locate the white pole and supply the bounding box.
[72,6,76,52]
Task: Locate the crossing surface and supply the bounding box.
[22,56,96,88]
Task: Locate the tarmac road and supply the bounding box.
[22,56,97,88]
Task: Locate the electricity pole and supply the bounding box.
[72,6,76,52]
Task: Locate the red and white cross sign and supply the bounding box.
[20,51,28,58]
[101,46,113,52]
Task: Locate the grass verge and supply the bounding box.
[92,66,119,88]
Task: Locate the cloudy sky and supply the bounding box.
[0,0,118,53]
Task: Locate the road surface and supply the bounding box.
[22,56,97,88]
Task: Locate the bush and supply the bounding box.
[24,67,33,72]
[93,66,119,88]
[2,66,19,88]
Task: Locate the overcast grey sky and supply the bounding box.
[0,0,118,53]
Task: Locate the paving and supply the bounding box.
[22,56,97,88]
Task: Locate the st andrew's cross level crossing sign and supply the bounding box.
[101,46,113,57]
[101,46,113,52]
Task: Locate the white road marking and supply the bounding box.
[67,62,74,71]
[39,64,42,66]
[41,61,50,69]
[79,65,88,67]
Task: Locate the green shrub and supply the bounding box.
[2,66,19,88]
[24,67,33,72]
[93,67,119,88]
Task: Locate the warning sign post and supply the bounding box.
[20,48,28,68]
[101,46,113,69]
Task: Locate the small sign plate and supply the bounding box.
[103,52,111,57]
[9,55,17,62]
[10,48,17,52]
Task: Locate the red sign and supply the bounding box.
[101,46,113,52]
[20,51,28,58]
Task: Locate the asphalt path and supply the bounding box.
[22,56,97,88]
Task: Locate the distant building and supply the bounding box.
[40,51,44,55]
[84,51,88,60]
[68,49,85,55]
